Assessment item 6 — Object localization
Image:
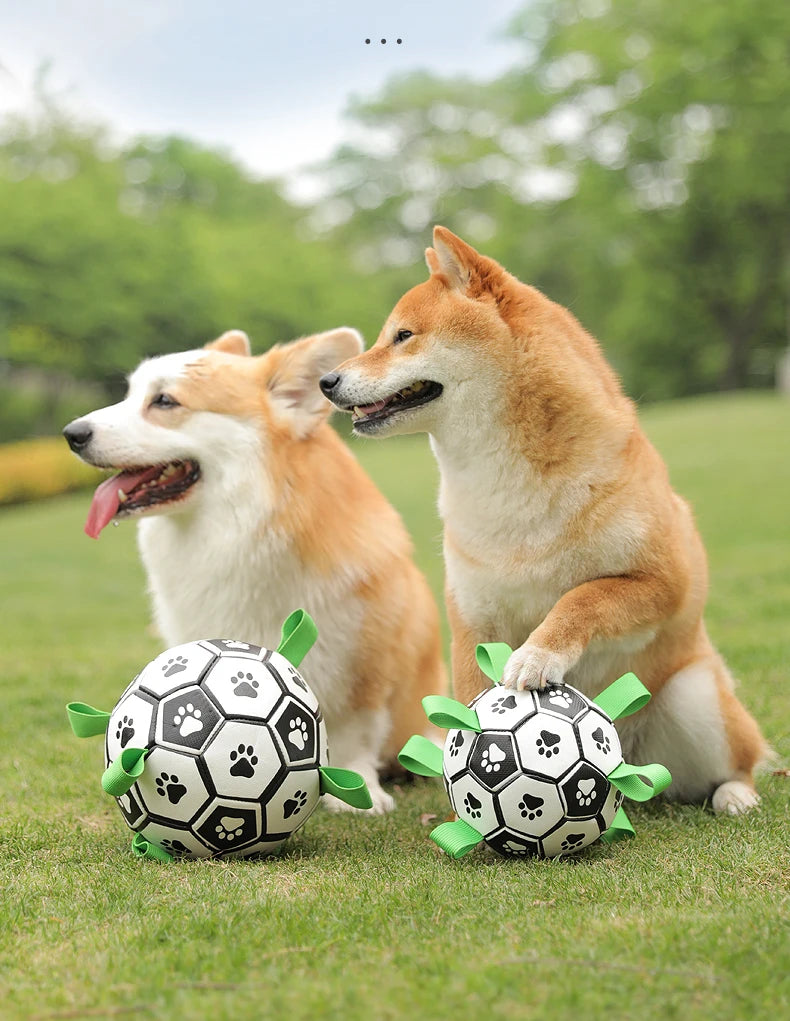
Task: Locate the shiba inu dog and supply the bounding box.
[320,227,766,814]
[63,327,446,812]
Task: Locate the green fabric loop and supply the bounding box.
[430,819,484,859]
[475,643,513,685]
[397,735,443,778]
[599,806,636,844]
[608,761,673,802]
[319,767,373,810]
[422,695,481,733]
[66,702,111,738]
[101,747,147,797]
[131,833,173,863]
[276,609,318,668]
[593,672,651,722]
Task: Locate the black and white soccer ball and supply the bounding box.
[105,638,327,859]
[443,684,624,858]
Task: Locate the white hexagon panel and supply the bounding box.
[263,768,322,835]
[576,708,623,777]
[540,817,602,858]
[201,720,285,801]
[447,772,499,837]
[201,654,284,720]
[135,746,212,824]
[105,690,156,763]
[514,713,580,781]
[136,642,217,698]
[496,774,566,839]
[265,651,321,715]
[442,729,475,784]
[473,687,537,732]
[136,821,213,859]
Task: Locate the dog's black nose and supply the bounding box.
[319,372,341,395]
[63,420,93,452]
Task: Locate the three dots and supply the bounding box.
[365,38,403,45]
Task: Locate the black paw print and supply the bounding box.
[491,694,517,714]
[160,837,190,856]
[155,772,187,805]
[116,715,134,748]
[591,726,611,754]
[283,789,308,819]
[232,671,259,698]
[449,731,465,757]
[163,655,188,677]
[561,832,586,852]
[536,729,561,757]
[518,793,544,820]
[463,792,482,818]
[229,744,258,778]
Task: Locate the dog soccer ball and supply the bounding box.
[68,611,371,860]
[399,643,671,860]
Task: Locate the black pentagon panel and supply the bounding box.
[158,687,222,752]
[468,732,520,792]
[271,699,319,766]
[193,802,261,852]
[535,684,589,722]
[200,639,265,659]
[559,761,611,820]
[484,828,540,859]
[117,786,145,828]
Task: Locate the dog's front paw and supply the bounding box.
[502,644,568,691]
[323,786,395,816]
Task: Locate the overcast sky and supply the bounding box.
[0,0,525,179]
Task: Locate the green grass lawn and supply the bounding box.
[1,393,789,1020]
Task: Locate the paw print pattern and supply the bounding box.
[463,792,482,818]
[449,731,466,757]
[536,729,561,757]
[232,671,259,698]
[283,790,308,819]
[155,772,187,805]
[480,743,507,773]
[215,815,245,842]
[288,717,308,751]
[115,715,134,748]
[162,655,188,677]
[591,726,611,754]
[172,703,203,738]
[503,840,532,857]
[491,695,517,714]
[547,688,573,709]
[576,779,596,807]
[223,640,250,650]
[229,744,258,778]
[518,793,544,820]
[160,838,190,856]
[561,832,586,852]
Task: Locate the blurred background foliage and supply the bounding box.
[1,0,788,440]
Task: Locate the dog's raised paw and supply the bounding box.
[502,644,567,691]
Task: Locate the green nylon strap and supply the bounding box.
[319,767,373,810]
[66,702,111,738]
[430,819,484,859]
[593,672,651,722]
[276,609,318,668]
[131,833,173,863]
[475,643,512,685]
[101,747,147,797]
[422,695,481,733]
[599,806,636,844]
[397,735,443,777]
[608,761,672,802]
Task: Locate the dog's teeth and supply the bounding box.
[412,381,424,392]
[117,490,127,503]
[352,407,362,419]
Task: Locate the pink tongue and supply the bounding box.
[84,466,162,539]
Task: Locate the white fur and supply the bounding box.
[69,341,396,813]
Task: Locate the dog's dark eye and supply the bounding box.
[394,329,413,344]
[150,393,180,409]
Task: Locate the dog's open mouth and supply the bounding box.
[350,380,443,431]
[84,460,201,538]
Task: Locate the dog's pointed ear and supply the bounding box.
[266,327,364,437]
[205,330,251,356]
[428,226,483,290]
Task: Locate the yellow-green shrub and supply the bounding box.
[0,437,103,506]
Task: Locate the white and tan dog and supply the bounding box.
[64,327,445,812]
[320,227,766,815]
